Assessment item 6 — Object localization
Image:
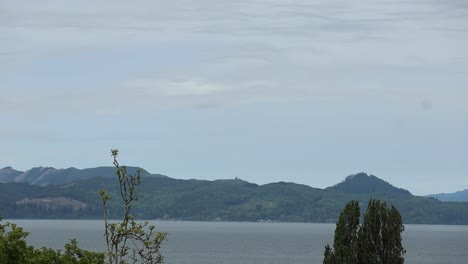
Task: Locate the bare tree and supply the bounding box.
[100,149,167,264]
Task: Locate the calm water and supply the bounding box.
[9,220,468,264]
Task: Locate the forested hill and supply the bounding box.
[326,173,411,196]
[1,171,468,224]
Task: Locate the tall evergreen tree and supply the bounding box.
[323,201,360,263]
[358,200,405,264]
[323,199,405,264]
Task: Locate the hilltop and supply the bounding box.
[326,172,411,196]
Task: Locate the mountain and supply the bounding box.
[0,167,22,182]
[0,171,468,224]
[0,166,165,186]
[427,189,468,202]
[326,172,411,196]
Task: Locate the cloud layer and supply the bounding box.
[1,0,467,195]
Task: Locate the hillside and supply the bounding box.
[0,166,165,186]
[1,172,468,224]
[427,189,468,202]
[0,167,22,182]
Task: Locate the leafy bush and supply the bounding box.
[0,217,104,264]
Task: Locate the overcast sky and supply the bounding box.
[1,0,467,195]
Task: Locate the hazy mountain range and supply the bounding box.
[1,167,467,224]
[0,166,165,186]
[427,189,468,202]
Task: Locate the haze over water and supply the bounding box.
[12,220,468,264]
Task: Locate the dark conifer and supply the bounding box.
[358,200,406,264]
[333,200,360,263]
[323,244,335,264]
[323,199,405,264]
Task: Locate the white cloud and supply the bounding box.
[126,79,223,96]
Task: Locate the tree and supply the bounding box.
[323,245,335,264]
[0,219,30,264]
[0,217,104,264]
[100,149,167,264]
[358,200,405,264]
[329,200,360,263]
[29,239,105,264]
[323,199,405,264]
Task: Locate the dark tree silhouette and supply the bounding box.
[323,199,405,264]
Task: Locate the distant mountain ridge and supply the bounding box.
[326,172,411,196]
[427,189,468,202]
[0,166,166,186]
[0,170,468,224]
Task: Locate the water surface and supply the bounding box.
[11,220,468,264]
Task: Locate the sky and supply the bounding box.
[1,0,467,195]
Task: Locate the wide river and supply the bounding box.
[8,220,468,263]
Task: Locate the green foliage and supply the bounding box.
[28,239,105,264]
[357,200,405,264]
[100,149,167,264]
[331,201,360,263]
[0,219,31,264]
[0,217,104,264]
[323,199,406,264]
[323,245,335,264]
